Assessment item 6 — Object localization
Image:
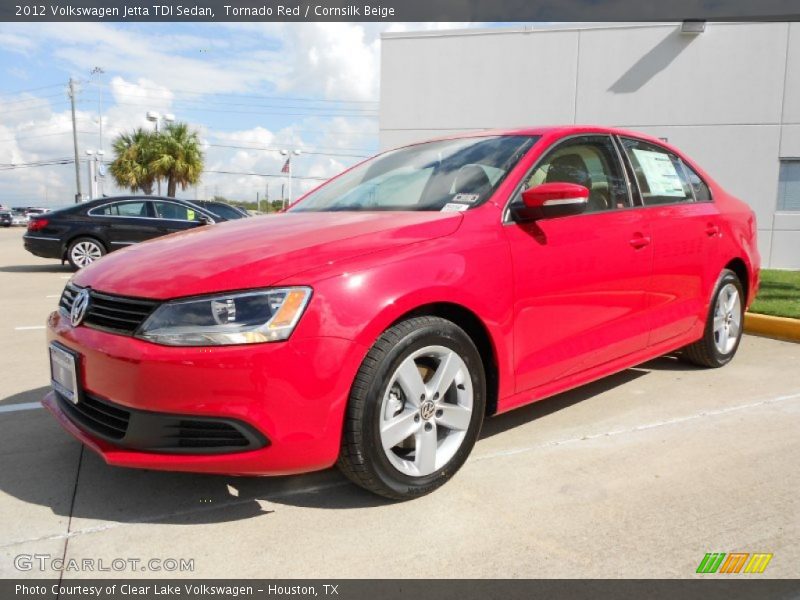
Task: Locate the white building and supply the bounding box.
[380,22,800,268]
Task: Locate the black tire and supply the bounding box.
[338,316,486,500]
[67,236,106,270]
[682,269,745,368]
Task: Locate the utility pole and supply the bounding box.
[68,78,82,203]
[256,191,260,213]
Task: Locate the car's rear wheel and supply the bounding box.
[682,269,744,368]
[338,316,485,500]
[67,237,106,270]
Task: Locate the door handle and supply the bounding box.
[629,234,651,249]
[705,224,720,237]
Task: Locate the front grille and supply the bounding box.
[57,391,130,440]
[55,392,268,454]
[60,284,158,335]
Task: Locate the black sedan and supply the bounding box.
[23,196,225,269]
[0,210,12,227]
[193,200,250,220]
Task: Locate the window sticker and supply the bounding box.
[441,203,470,212]
[452,193,480,204]
[632,148,685,197]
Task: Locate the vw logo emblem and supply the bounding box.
[70,288,91,327]
[420,400,436,421]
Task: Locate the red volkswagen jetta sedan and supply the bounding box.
[43,126,759,499]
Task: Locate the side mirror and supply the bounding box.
[195,215,212,225]
[512,182,589,222]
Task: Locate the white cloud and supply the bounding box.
[0,21,479,206]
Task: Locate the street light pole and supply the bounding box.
[86,150,95,200]
[91,67,105,196]
[85,150,104,200]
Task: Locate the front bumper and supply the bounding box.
[44,310,367,475]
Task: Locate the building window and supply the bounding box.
[778,160,800,211]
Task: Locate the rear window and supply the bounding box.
[682,162,712,202]
[94,202,149,217]
[620,138,694,205]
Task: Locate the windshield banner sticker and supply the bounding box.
[441,203,470,212]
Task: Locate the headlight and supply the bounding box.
[137,287,312,346]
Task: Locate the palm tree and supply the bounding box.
[151,122,204,197]
[109,128,157,195]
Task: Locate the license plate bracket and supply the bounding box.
[50,342,80,404]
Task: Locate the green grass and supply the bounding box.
[749,269,800,319]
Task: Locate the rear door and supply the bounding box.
[617,136,722,347]
[504,134,654,394]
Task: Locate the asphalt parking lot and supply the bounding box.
[0,226,798,579]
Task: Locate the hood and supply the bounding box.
[72,211,463,299]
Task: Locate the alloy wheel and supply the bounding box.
[379,345,474,477]
[70,241,103,268]
[713,282,742,355]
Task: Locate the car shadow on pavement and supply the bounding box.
[0,264,71,273]
[0,356,702,532]
[0,386,49,407]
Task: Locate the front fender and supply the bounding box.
[284,226,516,401]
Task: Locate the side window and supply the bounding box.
[682,161,712,202]
[152,201,198,221]
[620,138,694,205]
[520,135,630,213]
[95,202,149,217]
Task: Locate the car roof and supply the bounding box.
[404,125,673,149]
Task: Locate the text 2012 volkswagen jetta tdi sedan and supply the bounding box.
[43,126,759,499]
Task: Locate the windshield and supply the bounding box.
[290,135,538,212]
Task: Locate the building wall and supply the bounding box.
[380,23,800,268]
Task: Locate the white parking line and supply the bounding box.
[0,401,42,414]
[14,325,45,331]
[46,294,60,298]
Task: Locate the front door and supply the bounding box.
[504,134,653,394]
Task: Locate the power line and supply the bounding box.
[111,81,378,105]
[0,130,95,144]
[107,91,377,112]
[207,143,368,158]
[0,160,331,182]
[0,91,68,107]
[205,169,328,181]
[0,83,65,98]
[108,100,377,118]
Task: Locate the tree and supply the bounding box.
[109,128,156,195]
[151,122,204,197]
[109,122,204,198]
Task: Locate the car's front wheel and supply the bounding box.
[338,316,486,500]
[67,237,106,270]
[682,268,745,368]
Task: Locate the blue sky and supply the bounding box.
[0,21,492,207]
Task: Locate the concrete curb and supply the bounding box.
[744,312,800,343]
